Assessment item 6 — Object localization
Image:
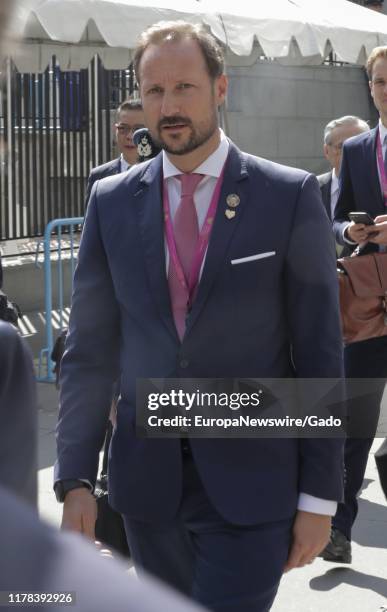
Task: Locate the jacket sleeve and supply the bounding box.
[55,182,120,486]
[333,145,355,245]
[285,173,344,502]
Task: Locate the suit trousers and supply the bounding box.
[333,335,387,540]
[123,451,293,612]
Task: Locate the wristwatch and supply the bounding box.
[54,479,91,503]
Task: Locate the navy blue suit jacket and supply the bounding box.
[0,322,37,506]
[57,141,344,525]
[85,157,121,205]
[333,127,384,245]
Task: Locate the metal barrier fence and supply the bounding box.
[36,217,84,382]
[0,57,136,241]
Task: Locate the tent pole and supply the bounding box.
[6,57,13,234]
[94,54,99,166]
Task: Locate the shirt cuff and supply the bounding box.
[297,493,337,516]
[342,223,357,245]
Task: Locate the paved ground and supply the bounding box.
[37,382,387,612]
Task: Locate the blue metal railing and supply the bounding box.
[36,217,84,382]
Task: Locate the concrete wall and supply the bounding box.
[226,61,378,176]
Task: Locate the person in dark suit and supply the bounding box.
[55,21,344,612]
[318,116,369,222]
[84,99,145,203]
[0,321,37,506]
[325,45,387,564]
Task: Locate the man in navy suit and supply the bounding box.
[55,21,344,612]
[328,45,387,564]
[84,99,145,203]
[318,116,369,222]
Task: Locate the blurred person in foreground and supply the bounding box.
[55,20,344,612]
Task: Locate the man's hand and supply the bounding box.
[284,510,331,572]
[61,487,97,541]
[368,215,387,246]
[345,221,373,244]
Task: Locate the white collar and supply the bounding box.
[162,129,229,180]
[331,168,339,192]
[379,119,387,145]
[120,154,130,171]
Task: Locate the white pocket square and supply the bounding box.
[231,252,276,265]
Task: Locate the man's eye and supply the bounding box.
[147,87,162,95]
[178,83,192,90]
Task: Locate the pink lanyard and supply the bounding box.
[163,167,225,303]
[376,130,387,207]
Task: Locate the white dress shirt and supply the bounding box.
[120,154,130,173]
[163,129,336,517]
[377,119,387,184]
[330,169,340,220]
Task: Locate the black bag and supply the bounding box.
[375,438,387,500]
[94,422,130,558]
[51,329,68,388]
[0,290,22,325]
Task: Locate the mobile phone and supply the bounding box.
[348,212,375,226]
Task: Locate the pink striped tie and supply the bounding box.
[168,173,203,340]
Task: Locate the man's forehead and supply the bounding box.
[117,109,144,123]
[372,57,387,77]
[140,39,206,79]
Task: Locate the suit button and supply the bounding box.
[180,359,189,368]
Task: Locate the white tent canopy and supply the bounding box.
[8,0,387,72]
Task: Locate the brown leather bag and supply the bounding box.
[337,251,387,345]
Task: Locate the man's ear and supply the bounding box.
[215,74,228,106]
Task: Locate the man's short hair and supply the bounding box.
[133,20,224,84]
[115,99,143,122]
[366,45,387,80]
[323,115,369,145]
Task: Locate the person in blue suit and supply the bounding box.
[328,45,387,564]
[55,21,344,612]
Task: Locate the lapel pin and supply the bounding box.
[226,194,240,208]
[225,209,236,220]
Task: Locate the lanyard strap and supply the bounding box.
[376,129,387,207]
[164,167,225,302]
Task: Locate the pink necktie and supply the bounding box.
[168,173,203,340]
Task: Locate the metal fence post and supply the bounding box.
[37,217,84,382]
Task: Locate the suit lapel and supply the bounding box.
[185,143,249,337]
[134,155,179,342]
[364,128,384,216]
[320,174,332,219]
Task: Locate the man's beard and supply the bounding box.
[152,109,218,156]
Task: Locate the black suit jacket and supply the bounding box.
[317,171,333,220]
[85,157,121,206]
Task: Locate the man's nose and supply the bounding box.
[160,92,180,117]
